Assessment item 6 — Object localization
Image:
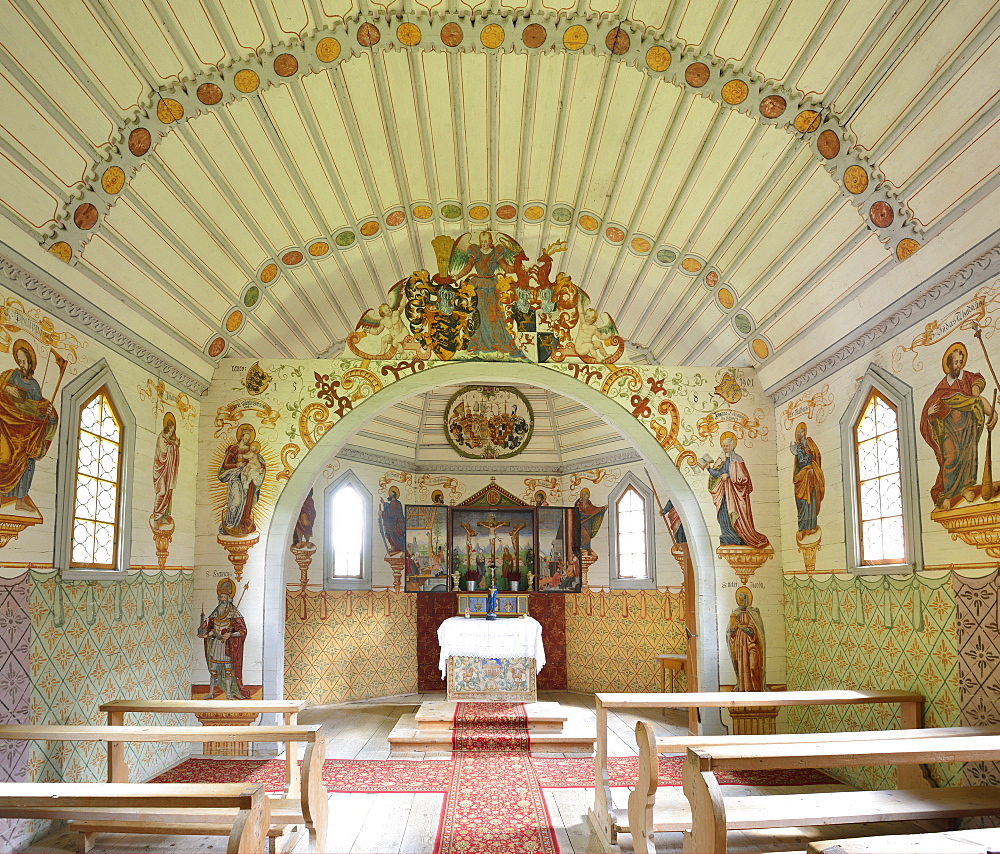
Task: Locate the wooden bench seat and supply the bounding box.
[627,720,1000,850]
[0,782,269,854]
[806,826,1000,853]
[679,733,1000,854]
[0,723,327,853]
[590,688,923,849]
[99,699,306,798]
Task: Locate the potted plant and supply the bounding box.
[503,565,522,591]
[464,567,480,591]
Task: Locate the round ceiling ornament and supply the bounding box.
[445,386,533,460]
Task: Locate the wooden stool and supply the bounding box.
[655,654,687,719]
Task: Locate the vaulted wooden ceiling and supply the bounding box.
[0,0,997,385]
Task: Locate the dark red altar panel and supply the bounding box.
[416,593,568,692]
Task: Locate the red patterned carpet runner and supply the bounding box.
[152,753,836,790]
[437,702,558,854]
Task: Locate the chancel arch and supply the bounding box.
[261,359,720,715]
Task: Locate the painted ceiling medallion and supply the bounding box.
[445,386,533,460]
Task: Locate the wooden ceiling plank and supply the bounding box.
[743,0,795,71]
[248,0,281,47]
[514,50,541,247]
[598,97,722,320]
[642,145,813,355]
[446,49,471,235]
[287,80,385,310]
[867,6,1000,165]
[145,0,209,74]
[165,129,332,354]
[330,59,406,282]
[406,43,445,238]
[905,104,1000,225]
[14,1,136,130]
[0,149,61,231]
[212,106,350,329]
[117,189,294,356]
[487,49,499,233]
[538,51,580,254]
[678,179,849,364]
[577,74,660,293]
[369,49,423,266]
[562,53,618,274]
[0,41,102,165]
[614,121,769,338]
[87,225,229,348]
[710,220,876,368]
[821,0,913,109]
[599,104,727,319]
[782,0,853,91]
[246,95,363,327]
[702,0,740,53]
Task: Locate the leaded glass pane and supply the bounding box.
[857,439,879,480]
[80,399,100,433]
[859,480,881,520]
[856,403,878,441]
[77,439,98,477]
[619,553,645,578]
[881,473,902,515]
[97,441,119,480]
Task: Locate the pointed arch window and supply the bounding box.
[841,364,922,574]
[55,360,135,579]
[324,471,373,589]
[71,387,123,568]
[607,474,656,589]
[854,390,904,566]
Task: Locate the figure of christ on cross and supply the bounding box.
[476,515,509,587]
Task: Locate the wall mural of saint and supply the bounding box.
[573,488,607,551]
[789,421,824,534]
[727,586,766,691]
[700,432,770,549]
[151,411,180,527]
[920,341,998,510]
[0,339,59,515]
[197,578,248,699]
[218,424,266,537]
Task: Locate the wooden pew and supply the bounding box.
[628,721,1000,853]
[0,782,269,854]
[681,733,1000,854]
[590,688,923,849]
[807,828,1000,853]
[0,723,327,852]
[99,699,305,795]
[806,827,1000,853]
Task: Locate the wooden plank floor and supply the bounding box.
[24,690,933,854]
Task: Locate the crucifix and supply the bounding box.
[477,515,509,584]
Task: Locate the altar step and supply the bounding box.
[387,701,596,754]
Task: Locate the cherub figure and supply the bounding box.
[573,307,612,361]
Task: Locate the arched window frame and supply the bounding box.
[323,470,373,590]
[54,360,135,579]
[840,364,922,575]
[607,473,656,590]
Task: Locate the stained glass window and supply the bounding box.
[854,390,905,565]
[71,388,122,568]
[330,483,364,577]
[616,486,648,579]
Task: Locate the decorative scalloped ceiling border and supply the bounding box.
[767,232,1000,404]
[0,245,209,395]
[42,9,923,272]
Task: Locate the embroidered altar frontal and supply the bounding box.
[446,656,537,702]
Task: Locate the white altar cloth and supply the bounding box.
[437,615,546,675]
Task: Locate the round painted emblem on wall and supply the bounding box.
[445,386,533,460]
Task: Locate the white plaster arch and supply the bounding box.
[261,361,722,726]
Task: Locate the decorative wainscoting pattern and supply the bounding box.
[954,570,1000,810]
[0,571,193,849]
[284,590,417,706]
[784,573,959,789]
[0,573,30,851]
[565,590,686,693]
